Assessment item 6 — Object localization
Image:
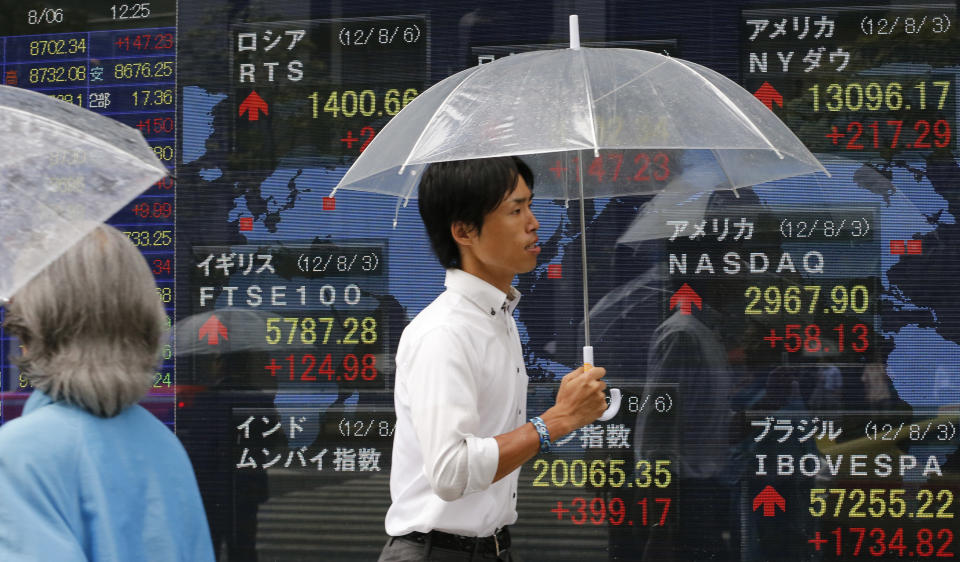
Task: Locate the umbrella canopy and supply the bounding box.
[0,85,167,301]
[332,36,827,203]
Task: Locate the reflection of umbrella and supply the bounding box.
[587,265,671,340]
[175,308,314,387]
[616,190,713,245]
[331,16,828,419]
[175,308,312,357]
[0,85,166,301]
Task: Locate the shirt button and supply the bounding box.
[513,493,516,498]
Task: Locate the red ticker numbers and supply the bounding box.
[550,153,670,183]
[136,116,175,136]
[131,201,172,219]
[809,527,955,558]
[763,323,870,353]
[151,258,171,275]
[113,33,175,52]
[339,126,377,152]
[826,119,952,151]
[551,497,672,527]
[151,177,174,191]
[264,353,378,382]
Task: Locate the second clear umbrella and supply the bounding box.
[0,85,168,302]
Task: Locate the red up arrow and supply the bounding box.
[752,485,786,517]
[753,82,783,110]
[198,314,228,345]
[669,283,702,315]
[239,91,268,121]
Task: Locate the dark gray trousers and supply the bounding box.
[377,536,522,562]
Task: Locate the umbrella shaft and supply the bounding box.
[577,154,590,347]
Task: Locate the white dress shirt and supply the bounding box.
[385,268,528,537]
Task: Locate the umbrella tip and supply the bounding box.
[569,15,581,50]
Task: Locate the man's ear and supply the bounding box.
[450,221,475,247]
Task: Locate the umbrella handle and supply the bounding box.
[584,346,622,421]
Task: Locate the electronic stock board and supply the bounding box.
[0,1,959,560]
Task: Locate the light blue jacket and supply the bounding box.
[0,391,215,561]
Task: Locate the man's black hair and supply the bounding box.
[418,156,534,269]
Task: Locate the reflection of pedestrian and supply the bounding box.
[633,307,736,561]
[739,368,819,562]
[861,362,893,409]
[808,358,842,411]
[637,308,734,477]
[177,349,284,562]
[858,362,911,417]
[0,225,213,561]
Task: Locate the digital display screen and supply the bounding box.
[1,1,959,560]
[231,15,427,167]
[0,0,177,419]
[741,3,958,157]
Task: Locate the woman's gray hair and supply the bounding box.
[4,224,167,417]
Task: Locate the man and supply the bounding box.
[379,157,608,561]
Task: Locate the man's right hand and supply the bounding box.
[493,366,608,481]
[540,366,607,441]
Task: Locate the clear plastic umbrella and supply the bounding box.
[0,85,167,301]
[333,17,826,202]
[332,16,828,420]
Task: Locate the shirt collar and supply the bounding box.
[444,268,522,317]
[23,390,55,415]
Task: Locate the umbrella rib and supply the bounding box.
[2,104,166,175]
[392,170,420,227]
[670,59,783,159]
[398,64,488,174]
[577,49,600,156]
[709,148,738,189]
[591,59,669,105]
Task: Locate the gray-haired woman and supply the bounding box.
[0,224,214,561]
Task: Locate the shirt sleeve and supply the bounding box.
[403,327,499,501]
[0,419,87,561]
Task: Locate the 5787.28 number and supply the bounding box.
[265,316,377,345]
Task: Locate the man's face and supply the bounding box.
[458,176,540,291]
